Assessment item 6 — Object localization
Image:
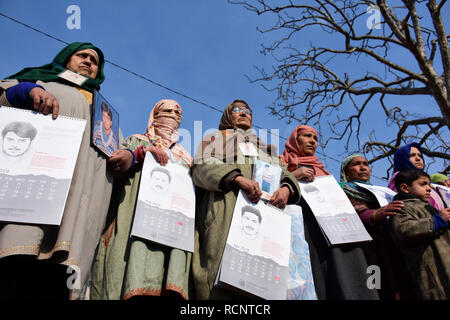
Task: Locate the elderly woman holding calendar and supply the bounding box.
[339,154,414,300]
[190,99,300,300]
[0,42,130,300]
[280,125,379,300]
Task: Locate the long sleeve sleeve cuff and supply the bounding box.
[433,215,448,233]
[5,82,45,109]
[280,178,300,204]
[219,169,243,191]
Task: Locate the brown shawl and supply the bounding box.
[194,99,276,164]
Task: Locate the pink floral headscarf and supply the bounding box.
[134,99,192,166]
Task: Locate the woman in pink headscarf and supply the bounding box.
[280,125,330,180]
[90,99,193,300]
[281,124,379,300]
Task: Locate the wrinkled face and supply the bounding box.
[2,131,32,157]
[345,156,371,182]
[231,101,252,130]
[150,170,170,193]
[65,49,99,79]
[241,211,261,238]
[409,146,424,170]
[296,131,318,156]
[402,176,431,202]
[102,111,112,132]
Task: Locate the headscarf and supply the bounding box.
[194,99,275,163]
[280,124,330,176]
[388,142,423,191]
[134,99,192,166]
[339,153,377,203]
[393,142,423,173]
[388,142,445,210]
[6,42,105,92]
[430,173,449,184]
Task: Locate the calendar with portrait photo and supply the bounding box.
[92,91,119,157]
[298,175,372,245]
[0,106,86,225]
[217,191,291,300]
[131,152,196,252]
[355,182,397,207]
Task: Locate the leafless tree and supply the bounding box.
[231,0,449,177]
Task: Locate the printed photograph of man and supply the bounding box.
[92,100,118,156]
[240,205,262,240]
[0,121,37,164]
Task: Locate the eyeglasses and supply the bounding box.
[232,106,252,115]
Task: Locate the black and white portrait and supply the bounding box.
[240,205,262,240]
[149,166,172,194]
[0,121,37,164]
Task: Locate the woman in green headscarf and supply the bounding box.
[1,42,105,118]
[339,154,414,300]
[0,42,131,300]
[8,41,105,90]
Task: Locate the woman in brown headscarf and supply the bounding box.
[281,125,379,300]
[191,99,301,299]
[90,99,193,300]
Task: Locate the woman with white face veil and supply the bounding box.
[90,99,193,300]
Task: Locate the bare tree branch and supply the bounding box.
[232,0,450,176]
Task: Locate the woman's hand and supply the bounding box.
[438,208,450,223]
[438,178,450,188]
[234,176,262,203]
[269,186,290,209]
[372,200,404,223]
[108,149,134,173]
[292,166,315,182]
[29,87,59,119]
[145,146,169,166]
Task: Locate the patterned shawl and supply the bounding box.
[339,153,377,203]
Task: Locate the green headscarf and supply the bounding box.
[430,173,448,184]
[6,42,105,92]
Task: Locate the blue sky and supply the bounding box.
[1,1,448,184]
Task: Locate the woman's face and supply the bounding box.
[296,130,318,156]
[230,101,252,130]
[345,156,371,182]
[409,146,424,170]
[65,49,99,79]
